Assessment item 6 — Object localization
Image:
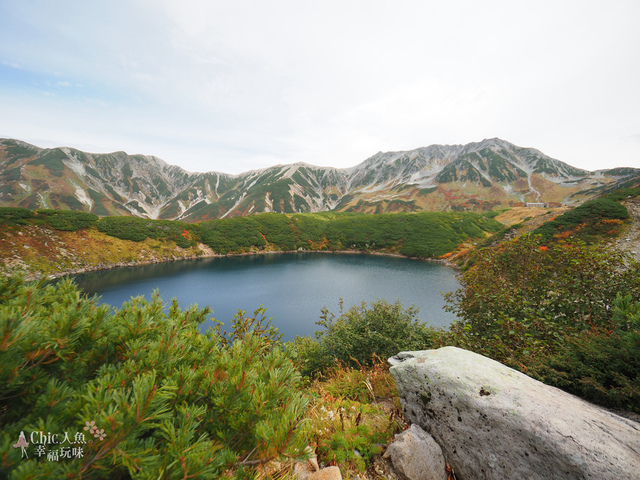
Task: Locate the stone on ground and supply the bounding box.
[307,465,342,480]
[383,424,447,480]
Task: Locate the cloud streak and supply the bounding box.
[0,0,638,174]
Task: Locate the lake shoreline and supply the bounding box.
[31,248,460,282]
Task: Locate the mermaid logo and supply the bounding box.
[12,431,29,458]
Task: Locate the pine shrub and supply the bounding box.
[36,209,99,231]
[292,299,435,376]
[0,276,307,479]
[445,237,640,363]
[526,294,640,413]
[533,197,630,243]
[0,208,35,225]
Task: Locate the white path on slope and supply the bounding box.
[527,172,542,200]
[613,198,640,263]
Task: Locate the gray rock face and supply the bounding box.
[389,347,640,480]
[383,424,447,480]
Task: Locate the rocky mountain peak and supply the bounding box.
[1,137,638,221]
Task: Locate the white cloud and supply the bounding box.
[622,134,640,145]
[0,0,638,173]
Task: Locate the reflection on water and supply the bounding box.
[69,253,460,341]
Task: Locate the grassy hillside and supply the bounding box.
[0,209,502,279]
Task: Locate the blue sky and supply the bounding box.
[1,0,639,174]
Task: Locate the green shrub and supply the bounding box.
[0,207,35,225]
[87,189,111,216]
[604,188,640,202]
[36,209,98,231]
[482,209,503,219]
[3,140,36,159]
[96,216,198,247]
[292,299,435,376]
[97,216,148,241]
[306,361,405,473]
[30,149,67,177]
[196,211,501,257]
[533,197,629,243]
[527,294,640,413]
[255,213,296,250]
[199,217,266,254]
[445,236,640,364]
[315,405,389,472]
[0,276,307,478]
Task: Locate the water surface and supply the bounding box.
[72,253,460,341]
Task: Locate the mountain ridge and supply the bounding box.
[1,137,638,221]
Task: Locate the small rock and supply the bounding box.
[292,446,320,480]
[292,462,315,480]
[383,424,446,480]
[306,446,320,472]
[307,466,342,480]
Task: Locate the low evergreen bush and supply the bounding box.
[446,237,640,363]
[36,209,99,231]
[0,276,307,478]
[3,207,502,259]
[292,299,435,376]
[527,294,640,413]
[533,197,629,243]
[604,187,640,202]
[96,216,198,248]
[0,207,35,225]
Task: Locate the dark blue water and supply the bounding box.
[71,253,460,341]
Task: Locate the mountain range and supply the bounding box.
[1,137,638,221]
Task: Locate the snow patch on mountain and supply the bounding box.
[70,180,93,208]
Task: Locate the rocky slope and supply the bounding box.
[1,138,638,221]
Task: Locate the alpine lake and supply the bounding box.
[70,252,461,341]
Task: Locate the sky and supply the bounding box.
[1,0,639,175]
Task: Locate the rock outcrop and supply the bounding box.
[389,347,640,480]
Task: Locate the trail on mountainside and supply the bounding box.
[612,197,640,262]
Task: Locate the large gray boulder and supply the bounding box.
[389,347,640,480]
